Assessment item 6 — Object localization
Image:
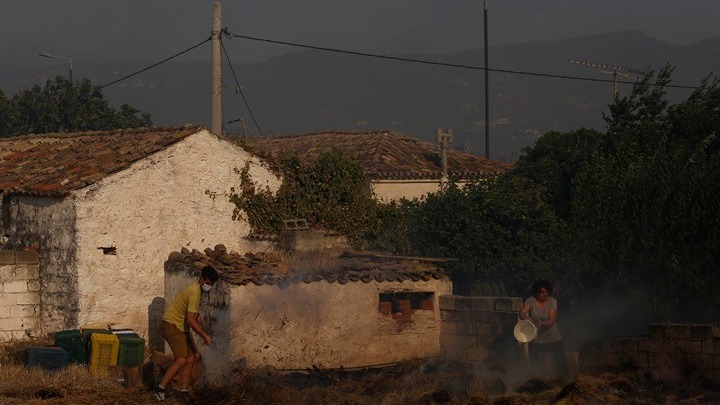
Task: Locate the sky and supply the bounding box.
[1,0,719,73]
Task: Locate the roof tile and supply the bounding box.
[167,245,449,287]
[239,131,511,180]
[0,125,203,196]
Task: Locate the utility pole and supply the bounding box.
[210,2,223,135]
[38,53,73,82]
[437,128,454,189]
[568,59,647,99]
[483,0,490,159]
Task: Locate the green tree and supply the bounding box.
[1,76,151,136]
[513,128,604,219]
[406,174,564,294]
[0,90,17,136]
[571,67,720,321]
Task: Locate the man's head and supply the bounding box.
[200,265,219,291]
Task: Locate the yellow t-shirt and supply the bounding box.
[162,282,201,332]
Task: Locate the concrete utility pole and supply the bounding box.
[210,2,223,135]
[568,59,647,99]
[437,128,454,189]
[483,0,490,159]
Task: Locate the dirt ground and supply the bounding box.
[2,339,720,405]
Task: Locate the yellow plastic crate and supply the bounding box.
[89,333,119,374]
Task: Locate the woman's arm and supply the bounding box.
[518,303,531,320]
[536,308,557,329]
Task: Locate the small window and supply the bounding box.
[379,292,434,316]
[98,246,117,255]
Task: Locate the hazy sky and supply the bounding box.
[1,0,719,73]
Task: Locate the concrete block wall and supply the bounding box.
[580,324,720,384]
[440,295,523,362]
[0,250,41,341]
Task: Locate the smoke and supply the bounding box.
[199,308,232,382]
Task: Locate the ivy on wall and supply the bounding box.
[228,149,408,251]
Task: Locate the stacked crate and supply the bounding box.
[23,347,69,372]
[54,329,84,364]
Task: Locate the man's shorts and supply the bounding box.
[162,321,197,358]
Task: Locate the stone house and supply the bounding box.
[163,244,453,369]
[0,125,280,339]
[240,131,512,201]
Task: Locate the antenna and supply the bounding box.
[568,59,648,98]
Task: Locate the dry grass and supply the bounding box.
[3,339,720,404]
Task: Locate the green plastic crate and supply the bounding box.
[117,336,145,367]
[54,329,84,364]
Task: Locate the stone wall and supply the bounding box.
[0,250,41,341]
[0,195,78,333]
[440,295,523,362]
[580,324,720,384]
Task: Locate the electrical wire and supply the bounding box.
[100,37,212,88]
[221,36,264,136]
[224,30,701,90]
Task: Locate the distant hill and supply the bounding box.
[1,31,717,161]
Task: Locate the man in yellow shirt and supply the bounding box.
[154,265,219,401]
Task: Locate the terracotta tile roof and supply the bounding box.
[0,125,203,197]
[167,245,449,287]
[240,131,512,180]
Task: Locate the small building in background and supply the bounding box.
[240,131,512,201]
[163,243,452,369]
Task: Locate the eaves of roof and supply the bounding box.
[167,245,449,287]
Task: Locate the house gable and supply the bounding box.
[0,125,201,196]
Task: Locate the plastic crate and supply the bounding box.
[54,329,84,364]
[82,330,111,364]
[24,347,69,372]
[117,335,146,367]
[111,329,140,338]
[89,333,119,374]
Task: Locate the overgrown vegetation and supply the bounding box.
[229,148,408,251]
[232,67,720,325]
[0,76,152,136]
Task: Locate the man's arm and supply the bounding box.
[186,311,213,346]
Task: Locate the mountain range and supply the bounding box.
[2,30,718,161]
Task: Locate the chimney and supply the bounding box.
[436,128,454,188]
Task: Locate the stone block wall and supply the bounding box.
[0,250,41,341]
[440,295,523,362]
[580,324,720,383]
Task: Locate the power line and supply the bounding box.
[220,36,264,136]
[100,37,212,88]
[224,30,701,90]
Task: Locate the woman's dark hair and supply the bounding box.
[532,280,552,295]
[201,265,219,282]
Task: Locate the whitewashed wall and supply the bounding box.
[372,179,476,201]
[223,278,453,369]
[73,130,280,336]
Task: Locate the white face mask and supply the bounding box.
[201,282,213,292]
